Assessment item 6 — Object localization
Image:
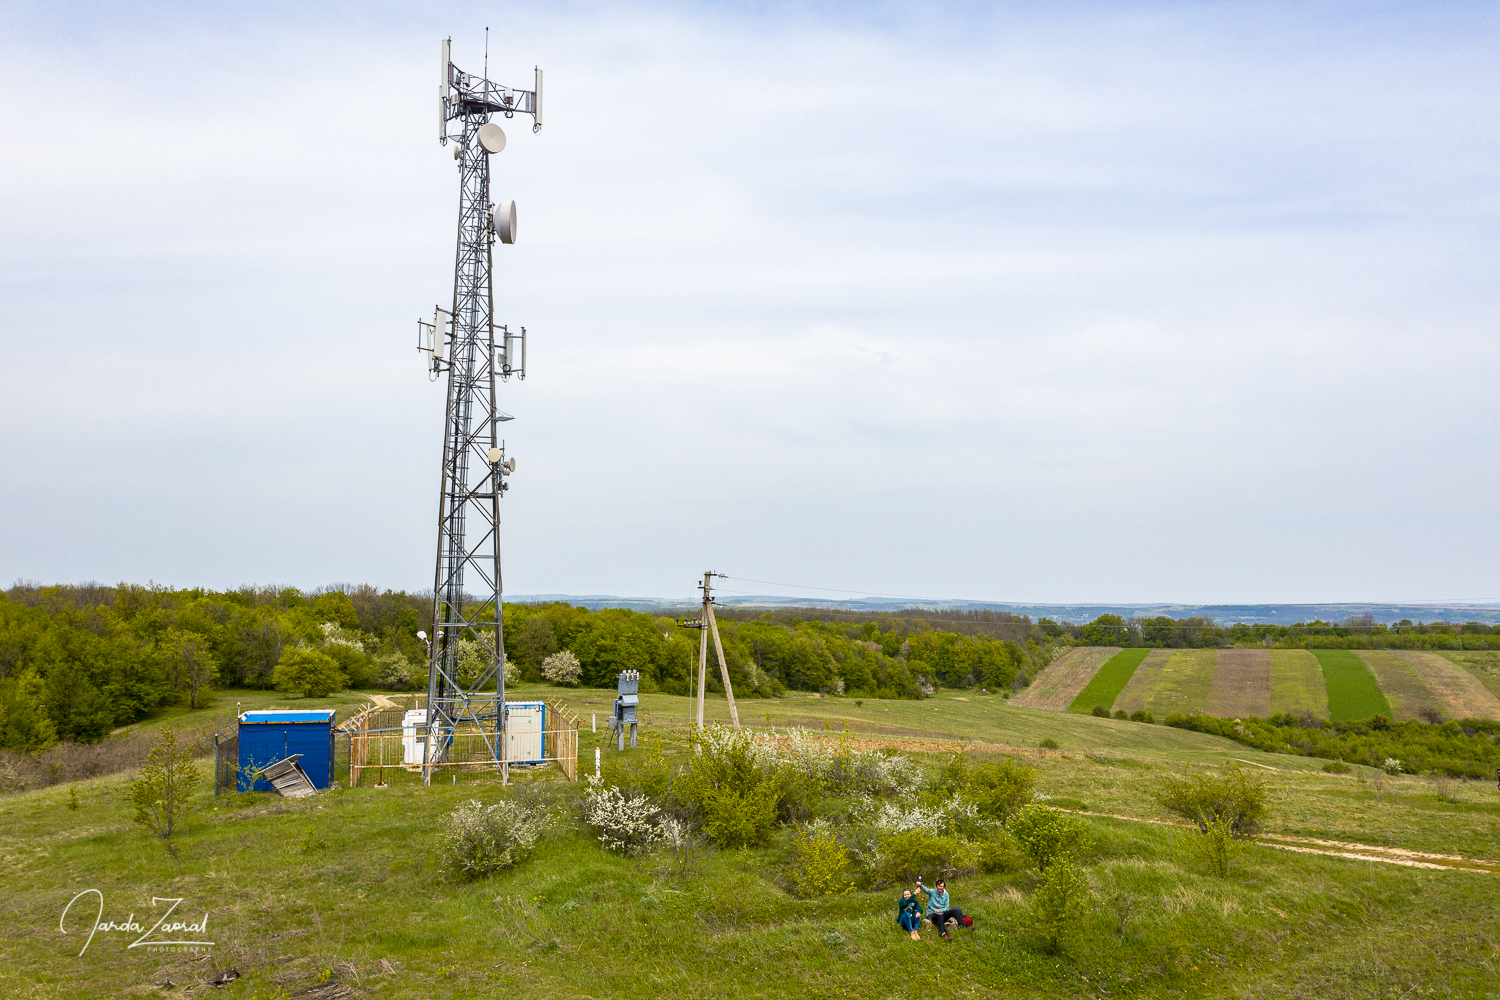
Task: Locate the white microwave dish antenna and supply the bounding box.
[493,200,517,244]
[479,123,507,154]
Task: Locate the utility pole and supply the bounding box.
[699,571,739,729]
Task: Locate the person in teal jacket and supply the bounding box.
[896,888,923,939]
[916,877,970,940]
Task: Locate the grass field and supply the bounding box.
[1110,649,1173,716]
[1068,648,1149,714]
[1268,650,1328,717]
[5,686,1500,1000]
[1203,649,1271,718]
[1313,650,1392,722]
[1130,649,1217,717]
[1011,647,1120,710]
[1355,651,1439,722]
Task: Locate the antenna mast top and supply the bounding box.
[440,35,543,143]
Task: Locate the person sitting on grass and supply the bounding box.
[896,888,923,940]
[916,877,971,940]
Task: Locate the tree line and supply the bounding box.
[0,582,1064,752]
[1063,613,1500,650]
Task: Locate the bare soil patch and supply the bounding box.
[1204,649,1271,718]
[1010,647,1120,710]
[1395,651,1500,720]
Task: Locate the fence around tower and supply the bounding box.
[340,696,579,787]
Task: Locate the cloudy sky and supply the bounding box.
[2,1,1497,605]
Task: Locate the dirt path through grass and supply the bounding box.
[1204,649,1271,718]
[1355,651,1441,721]
[1270,649,1328,717]
[1395,651,1500,721]
[1081,810,1500,874]
[1010,647,1119,710]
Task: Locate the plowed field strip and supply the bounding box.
[1355,651,1441,721]
[1069,648,1149,714]
[1396,651,1500,721]
[1204,649,1271,718]
[1314,649,1391,721]
[1111,649,1174,715]
[1270,649,1328,717]
[1010,647,1119,710]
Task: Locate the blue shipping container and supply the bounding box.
[238,710,336,792]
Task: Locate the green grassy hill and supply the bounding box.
[4,687,1499,998]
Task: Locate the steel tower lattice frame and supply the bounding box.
[421,38,541,785]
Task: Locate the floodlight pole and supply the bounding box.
[419,37,542,785]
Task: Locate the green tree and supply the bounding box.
[159,628,218,709]
[1079,614,1127,646]
[129,725,201,838]
[273,647,347,698]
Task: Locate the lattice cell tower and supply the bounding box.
[414,36,542,785]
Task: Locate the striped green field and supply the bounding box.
[1313,649,1392,722]
[1269,649,1330,718]
[1068,648,1149,714]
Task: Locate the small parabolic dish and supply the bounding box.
[494,200,517,244]
[478,123,507,154]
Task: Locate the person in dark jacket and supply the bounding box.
[916,877,970,940]
[896,888,923,939]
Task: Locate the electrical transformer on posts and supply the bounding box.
[414,36,542,785]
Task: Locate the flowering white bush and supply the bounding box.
[438,798,547,880]
[1383,758,1403,775]
[542,650,582,686]
[582,773,671,854]
[453,636,517,686]
[319,621,369,651]
[873,798,980,836]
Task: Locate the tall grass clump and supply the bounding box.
[438,798,548,880]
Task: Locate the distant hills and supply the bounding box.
[505,595,1500,625]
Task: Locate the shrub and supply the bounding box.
[1129,710,1153,723]
[438,798,547,880]
[978,831,1025,874]
[542,651,582,686]
[1038,738,1059,749]
[1113,709,1128,720]
[370,652,416,690]
[1031,857,1090,953]
[1152,765,1267,837]
[870,830,978,885]
[129,726,201,839]
[273,648,347,699]
[787,823,855,898]
[1181,814,1244,877]
[1322,761,1351,774]
[674,726,785,848]
[1091,706,1110,718]
[1382,758,1403,775]
[582,773,669,854]
[1007,803,1092,870]
[935,753,1037,821]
